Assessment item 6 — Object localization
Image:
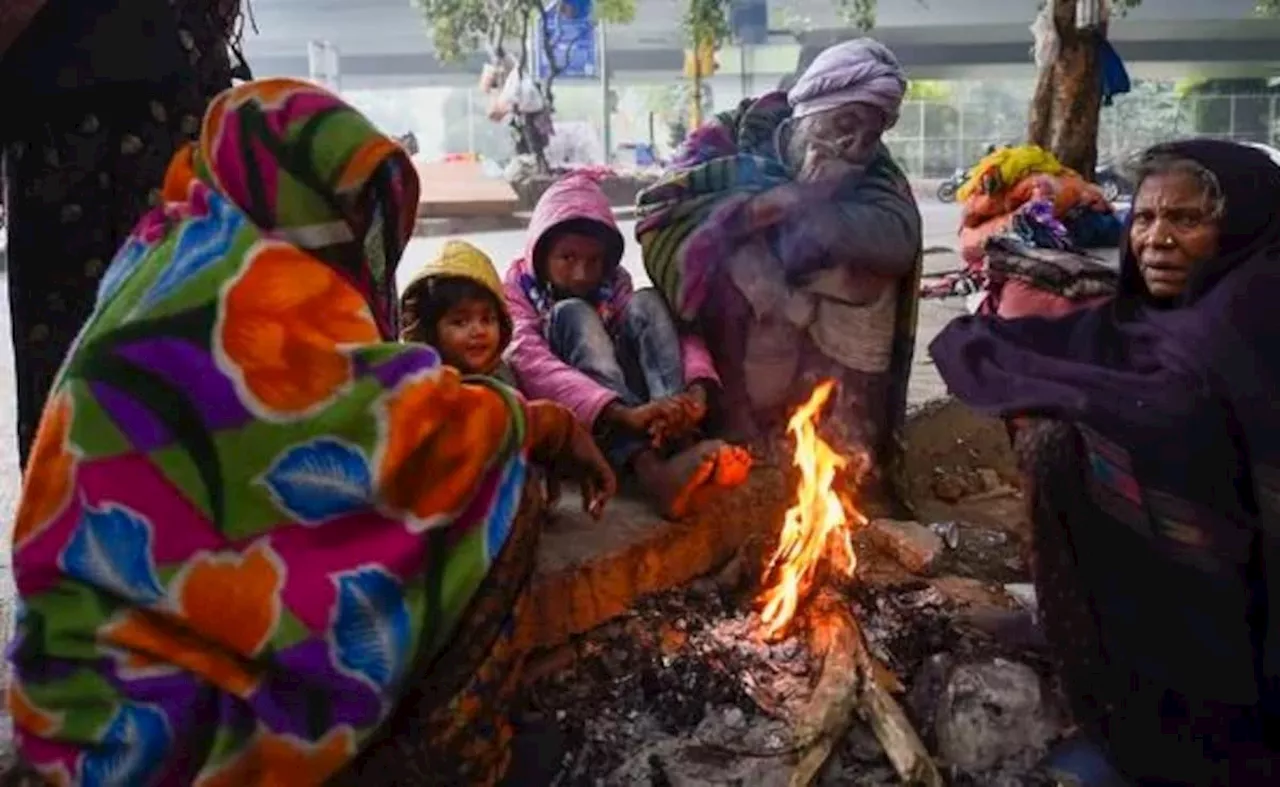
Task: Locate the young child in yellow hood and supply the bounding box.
[401,239,518,385]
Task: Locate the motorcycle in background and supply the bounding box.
[936,167,965,203]
[1093,161,1131,202]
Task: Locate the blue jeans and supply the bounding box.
[547,289,686,468]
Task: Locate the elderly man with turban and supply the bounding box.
[637,39,922,512]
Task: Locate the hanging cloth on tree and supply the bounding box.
[1099,38,1130,106]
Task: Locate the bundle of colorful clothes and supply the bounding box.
[957,144,1123,265]
[921,144,1124,317]
[977,235,1119,318]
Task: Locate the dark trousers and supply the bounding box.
[1023,421,1280,786]
[546,289,686,468]
[0,0,233,468]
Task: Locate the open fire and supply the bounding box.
[747,381,942,783]
[757,379,868,640]
[750,381,942,785]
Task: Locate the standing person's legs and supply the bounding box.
[3,0,234,468]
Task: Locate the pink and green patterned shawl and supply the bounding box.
[8,78,533,786]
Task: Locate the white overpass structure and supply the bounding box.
[240,0,1280,88]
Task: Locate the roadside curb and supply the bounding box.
[415,206,639,237]
[411,174,949,238]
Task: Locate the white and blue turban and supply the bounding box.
[787,38,908,125]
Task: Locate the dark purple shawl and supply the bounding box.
[931,138,1280,449]
[931,139,1280,737]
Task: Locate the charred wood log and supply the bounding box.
[790,591,943,787]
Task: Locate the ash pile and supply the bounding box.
[526,388,1067,786]
[527,571,1066,786]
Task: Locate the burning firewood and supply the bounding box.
[757,380,866,639]
[791,591,942,787]
[753,381,943,786]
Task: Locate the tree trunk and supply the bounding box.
[1026,0,1105,176]
[1,0,233,467]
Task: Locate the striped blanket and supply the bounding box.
[635,93,792,321]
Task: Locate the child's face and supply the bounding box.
[545,232,607,299]
[435,296,502,374]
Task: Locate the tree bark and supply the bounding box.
[1,0,234,467]
[1026,0,1105,175]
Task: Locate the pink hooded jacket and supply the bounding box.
[503,173,719,427]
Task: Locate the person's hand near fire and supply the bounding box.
[606,380,714,448]
[526,399,616,518]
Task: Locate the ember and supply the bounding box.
[758,380,868,639]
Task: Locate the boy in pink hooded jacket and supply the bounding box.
[504,173,750,518]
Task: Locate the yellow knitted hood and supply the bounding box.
[410,239,508,318]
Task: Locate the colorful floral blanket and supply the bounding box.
[9,79,532,786]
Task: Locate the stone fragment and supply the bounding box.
[722,707,745,729]
[930,471,967,503]
[1003,583,1038,614]
[929,520,960,549]
[934,659,1058,772]
[976,467,1003,492]
[929,576,1013,610]
[866,518,945,575]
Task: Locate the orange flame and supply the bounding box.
[757,380,866,640]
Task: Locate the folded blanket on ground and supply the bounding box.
[984,235,1119,301]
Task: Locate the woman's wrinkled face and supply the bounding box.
[545,232,607,298]
[1129,170,1221,299]
[435,296,502,374]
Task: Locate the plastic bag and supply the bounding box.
[1030,5,1059,71]
[499,68,546,115]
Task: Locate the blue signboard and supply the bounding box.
[730,0,768,45]
[533,0,598,79]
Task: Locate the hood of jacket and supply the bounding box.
[521,171,624,281]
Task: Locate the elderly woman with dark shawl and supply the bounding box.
[3,78,614,787]
[931,139,1280,785]
[636,38,923,511]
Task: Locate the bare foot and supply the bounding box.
[635,441,753,520]
[712,444,753,488]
